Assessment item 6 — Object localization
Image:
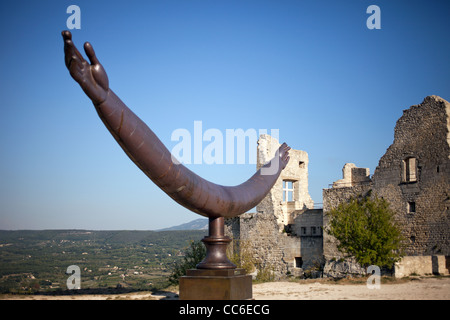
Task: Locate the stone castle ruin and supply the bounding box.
[226,134,323,279]
[226,95,450,279]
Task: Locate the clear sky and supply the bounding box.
[0,0,449,230]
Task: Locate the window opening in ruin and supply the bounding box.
[299,161,305,169]
[311,226,317,235]
[295,257,303,268]
[301,227,306,235]
[283,180,294,202]
[403,157,417,182]
[408,201,416,213]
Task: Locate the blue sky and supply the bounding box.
[0,0,449,230]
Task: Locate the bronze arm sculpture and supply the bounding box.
[62,31,290,268]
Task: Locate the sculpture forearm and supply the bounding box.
[92,90,287,218]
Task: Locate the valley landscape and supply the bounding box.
[0,228,207,294]
[1,227,449,301]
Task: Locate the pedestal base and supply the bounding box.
[179,269,252,300]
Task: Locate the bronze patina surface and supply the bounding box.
[62,31,290,273]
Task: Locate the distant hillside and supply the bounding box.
[0,229,207,293]
[0,229,207,245]
[158,218,208,231]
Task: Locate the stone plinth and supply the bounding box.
[179,268,252,300]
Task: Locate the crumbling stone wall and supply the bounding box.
[225,210,323,279]
[323,95,450,266]
[228,96,449,279]
[371,95,450,256]
[225,213,290,279]
[333,163,371,188]
[225,134,318,279]
[256,134,313,228]
[292,209,324,271]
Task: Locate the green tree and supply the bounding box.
[168,240,206,284]
[326,193,405,268]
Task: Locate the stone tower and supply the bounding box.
[226,134,321,279]
[256,134,314,229]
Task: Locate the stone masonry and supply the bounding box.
[256,134,314,228]
[227,95,450,279]
[371,95,450,257]
[323,95,450,276]
[226,135,322,279]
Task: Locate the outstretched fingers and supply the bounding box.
[62,30,89,83]
[62,30,85,69]
[84,41,109,91]
[84,42,100,66]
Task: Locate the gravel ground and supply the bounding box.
[1,276,449,300]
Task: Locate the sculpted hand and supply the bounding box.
[62,30,109,105]
[279,143,291,170]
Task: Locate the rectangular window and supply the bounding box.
[283,180,294,202]
[301,227,306,235]
[311,227,317,235]
[408,202,416,213]
[403,157,417,182]
[295,257,303,268]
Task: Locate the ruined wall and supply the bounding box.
[225,213,293,279]
[323,95,450,261]
[371,95,450,256]
[256,134,313,228]
[227,96,450,279]
[225,210,323,279]
[292,209,324,270]
[333,163,371,188]
[225,134,319,279]
[394,255,449,278]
